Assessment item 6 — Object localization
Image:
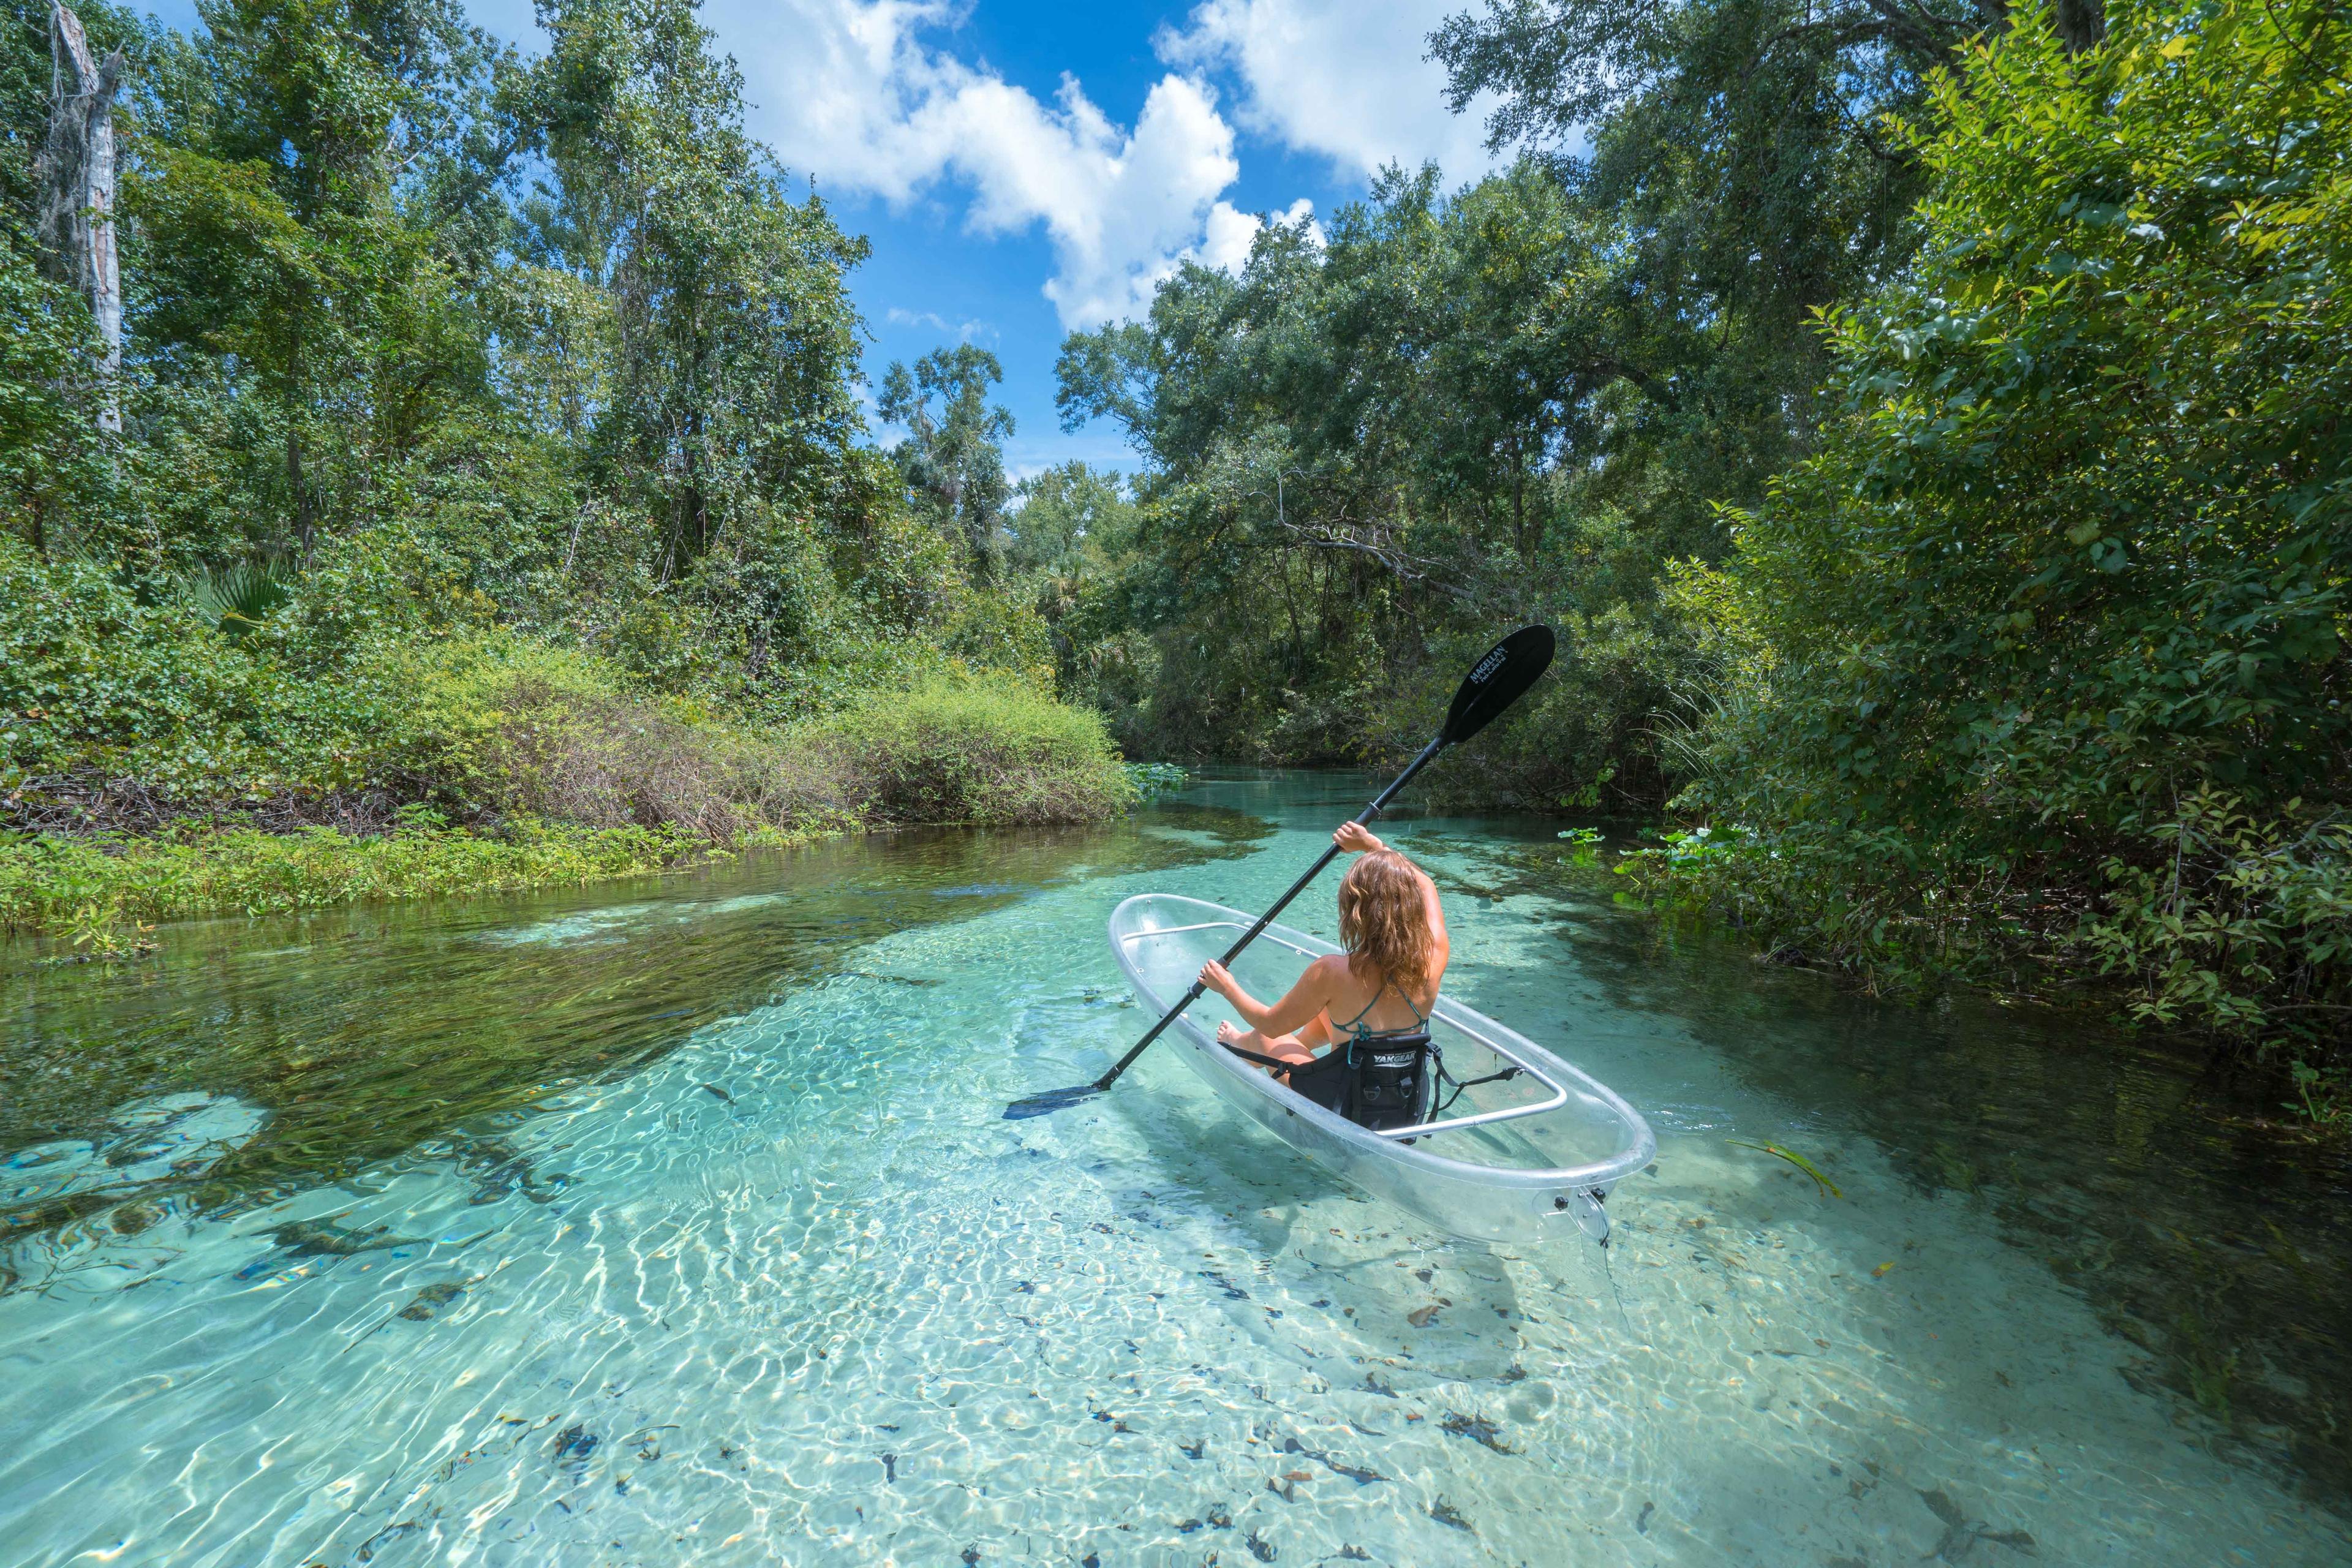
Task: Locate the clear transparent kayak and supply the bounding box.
[1109,894,1655,1243]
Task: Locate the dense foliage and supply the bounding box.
[1028,0,2350,1093]
[1632,0,2351,1079]
[1047,0,1989,807]
[0,0,1119,889]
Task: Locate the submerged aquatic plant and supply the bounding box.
[1726,1138,1842,1199]
[1126,762,1189,801]
[58,898,154,962]
[2290,1061,2348,1132]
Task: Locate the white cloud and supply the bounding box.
[883,306,994,341]
[701,0,1303,328]
[1158,0,1503,183]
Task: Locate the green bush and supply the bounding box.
[0,539,1138,938]
[2082,792,2352,1042]
[1650,0,2352,1084]
[0,527,481,807]
[1,530,1128,833]
[807,676,1137,826]
[384,635,859,839]
[0,543,261,793]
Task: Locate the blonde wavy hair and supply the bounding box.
[1337,850,1436,998]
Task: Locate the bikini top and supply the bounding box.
[1335,974,1431,1042]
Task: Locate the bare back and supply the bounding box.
[1324,955,1439,1037]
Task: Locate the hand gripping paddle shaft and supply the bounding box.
[1003,625,1555,1120]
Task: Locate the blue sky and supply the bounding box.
[140,0,1504,477]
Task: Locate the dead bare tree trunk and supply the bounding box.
[37,2,124,434]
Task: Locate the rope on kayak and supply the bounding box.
[1427,1041,1520,1117]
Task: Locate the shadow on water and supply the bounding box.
[1084,1076,1539,1390]
[0,802,1274,1254]
[1441,828,2352,1506]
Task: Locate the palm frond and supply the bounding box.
[179,557,294,636]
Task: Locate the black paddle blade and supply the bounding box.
[1441,625,1555,745]
[1003,1084,1102,1120]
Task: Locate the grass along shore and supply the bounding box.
[4,657,1153,951]
[4,818,725,954]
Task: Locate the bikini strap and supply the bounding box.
[1338,973,1429,1036]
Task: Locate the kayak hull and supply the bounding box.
[1108,894,1654,1243]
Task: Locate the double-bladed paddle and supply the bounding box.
[1004,625,1556,1120]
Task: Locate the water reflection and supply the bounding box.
[1442,826,2352,1502]
[0,806,1272,1248]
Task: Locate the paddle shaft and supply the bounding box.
[1090,733,1449,1093]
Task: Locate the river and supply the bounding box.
[2,771,2346,1565]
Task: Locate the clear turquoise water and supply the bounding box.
[2,771,2347,1566]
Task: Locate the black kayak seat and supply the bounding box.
[1221,1031,1433,1133]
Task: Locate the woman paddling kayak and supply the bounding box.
[1196,822,1450,1084]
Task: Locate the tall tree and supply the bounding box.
[127,0,503,557]
[1664,0,2347,1047]
[529,0,867,580]
[878,342,1014,582]
[1430,0,2004,491]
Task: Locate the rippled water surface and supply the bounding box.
[3,772,2348,1566]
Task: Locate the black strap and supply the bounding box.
[1223,1036,1474,1122]
[1428,1039,1520,1116]
[1220,1041,1304,1074]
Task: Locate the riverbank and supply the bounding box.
[3,644,1156,946]
[5,752,1177,953]
[1594,825,2352,1137]
[0,819,736,953]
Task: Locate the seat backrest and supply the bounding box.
[1349,1033,1430,1131]
[1287,1034,1430,1132]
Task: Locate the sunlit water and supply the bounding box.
[2,772,2347,1566]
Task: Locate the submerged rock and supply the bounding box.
[396,1280,469,1321]
[1439,1411,1513,1453]
[1920,1487,2038,1560]
[449,1134,566,1205]
[551,1424,600,1470]
[1428,1498,1475,1532]
[270,1219,426,1257]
